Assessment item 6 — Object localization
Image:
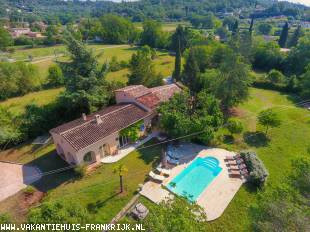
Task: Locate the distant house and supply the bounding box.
[9,28,31,38]
[27,31,45,38]
[50,84,182,166]
[9,28,45,39]
[300,21,310,29]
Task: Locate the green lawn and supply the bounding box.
[134,21,190,32]
[204,88,309,230]
[0,139,162,223]
[124,88,310,231]
[0,88,64,114]
[0,46,174,114]
[106,50,174,83]
[9,44,127,61]
[41,139,162,223]
[1,88,309,228]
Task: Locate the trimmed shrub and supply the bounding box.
[74,165,87,178]
[240,151,269,188]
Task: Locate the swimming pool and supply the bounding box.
[167,157,222,201]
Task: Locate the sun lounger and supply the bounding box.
[156,167,171,176]
[149,171,165,182]
[228,170,242,178]
[229,170,240,175]
[225,154,241,161]
[227,159,244,165]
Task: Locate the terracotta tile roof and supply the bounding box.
[150,84,182,102]
[115,85,151,98]
[50,104,150,151]
[136,93,161,110]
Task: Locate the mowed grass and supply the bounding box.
[0,88,64,114]
[41,139,162,223]
[1,45,174,114]
[125,88,310,231]
[206,88,310,231]
[134,21,190,32]
[106,50,174,83]
[10,44,126,61]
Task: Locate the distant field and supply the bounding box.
[0,88,64,114]
[9,44,130,62]
[0,45,175,114]
[106,50,174,83]
[134,21,190,32]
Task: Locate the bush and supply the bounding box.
[28,200,90,225]
[46,64,64,88]
[226,118,243,136]
[266,69,285,85]
[74,165,87,178]
[0,213,12,226]
[240,151,269,188]
[23,186,36,195]
[0,61,41,100]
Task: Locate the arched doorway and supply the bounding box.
[83,151,96,164]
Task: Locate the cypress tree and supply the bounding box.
[173,38,181,81]
[278,22,289,48]
[289,25,302,48]
[232,20,239,35]
[249,17,254,33]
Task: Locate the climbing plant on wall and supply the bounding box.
[120,120,144,142]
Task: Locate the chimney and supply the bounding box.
[95,115,102,124]
[82,113,87,121]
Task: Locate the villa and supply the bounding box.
[49,84,182,166]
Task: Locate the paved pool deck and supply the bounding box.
[139,146,244,221]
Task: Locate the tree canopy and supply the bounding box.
[0,27,13,51]
[58,32,110,115]
[158,91,223,145]
[128,46,163,87]
[258,109,282,134]
[144,197,208,232]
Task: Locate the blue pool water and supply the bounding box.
[167,157,222,201]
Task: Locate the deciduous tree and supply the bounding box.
[214,54,251,110]
[144,197,208,232]
[0,27,13,51]
[258,109,282,135]
[128,46,163,87]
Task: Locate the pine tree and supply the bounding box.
[173,38,181,81]
[278,22,289,48]
[289,25,302,48]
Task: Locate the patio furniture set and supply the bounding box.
[148,164,171,182]
[225,155,249,179]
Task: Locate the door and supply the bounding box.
[99,144,108,158]
[119,136,129,148]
